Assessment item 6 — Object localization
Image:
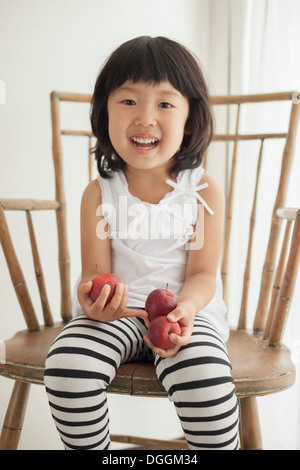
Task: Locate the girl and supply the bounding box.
[45,36,239,450]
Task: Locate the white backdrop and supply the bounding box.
[0,0,299,450]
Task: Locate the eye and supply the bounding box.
[122,99,136,106]
[158,102,172,109]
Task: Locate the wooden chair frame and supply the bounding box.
[0,90,299,450]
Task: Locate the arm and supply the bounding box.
[78,179,147,321]
[176,174,225,314]
[144,175,225,357]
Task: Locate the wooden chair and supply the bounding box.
[0,91,299,450]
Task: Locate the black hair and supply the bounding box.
[90,36,214,177]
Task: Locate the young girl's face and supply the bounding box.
[107,80,189,174]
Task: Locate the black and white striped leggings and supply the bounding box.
[44,314,239,450]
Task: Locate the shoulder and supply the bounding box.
[198,173,225,216]
[81,178,102,211]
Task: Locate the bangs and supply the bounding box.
[103,36,197,97]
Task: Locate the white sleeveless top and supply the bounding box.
[73,166,229,342]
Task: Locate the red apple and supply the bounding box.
[145,286,177,322]
[89,273,121,305]
[148,316,181,349]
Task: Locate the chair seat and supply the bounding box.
[227,328,296,397]
[0,325,296,398]
[0,323,67,385]
[110,328,296,398]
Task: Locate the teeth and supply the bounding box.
[131,137,158,144]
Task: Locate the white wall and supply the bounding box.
[0,0,215,450]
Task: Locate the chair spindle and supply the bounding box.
[26,211,54,326]
[269,210,300,346]
[263,219,293,340]
[221,103,241,302]
[238,139,264,330]
[253,101,300,333]
[0,205,39,331]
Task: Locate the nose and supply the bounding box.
[134,105,157,127]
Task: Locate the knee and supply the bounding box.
[44,332,116,394]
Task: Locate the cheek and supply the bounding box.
[170,117,189,144]
[107,118,129,159]
[107,112,121,143]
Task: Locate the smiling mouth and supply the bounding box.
[130,136,159,150]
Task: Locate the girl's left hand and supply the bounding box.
[144,302,196,358]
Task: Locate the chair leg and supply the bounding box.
[238,396,263,450]
[0,381,31,450]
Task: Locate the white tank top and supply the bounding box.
[73,166,229,342]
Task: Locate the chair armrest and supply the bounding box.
[0,198,60,211]
[276,207,300,221]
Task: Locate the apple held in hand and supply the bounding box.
[89,273,121,305]
[148,316,181,350]
[145,285,177,322]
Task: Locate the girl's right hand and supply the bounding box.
[77,281,147,322]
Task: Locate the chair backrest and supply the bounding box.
[0,92,92,332]
[1,91,299,347]
[206,92,300,339]
[0,198,67,331]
